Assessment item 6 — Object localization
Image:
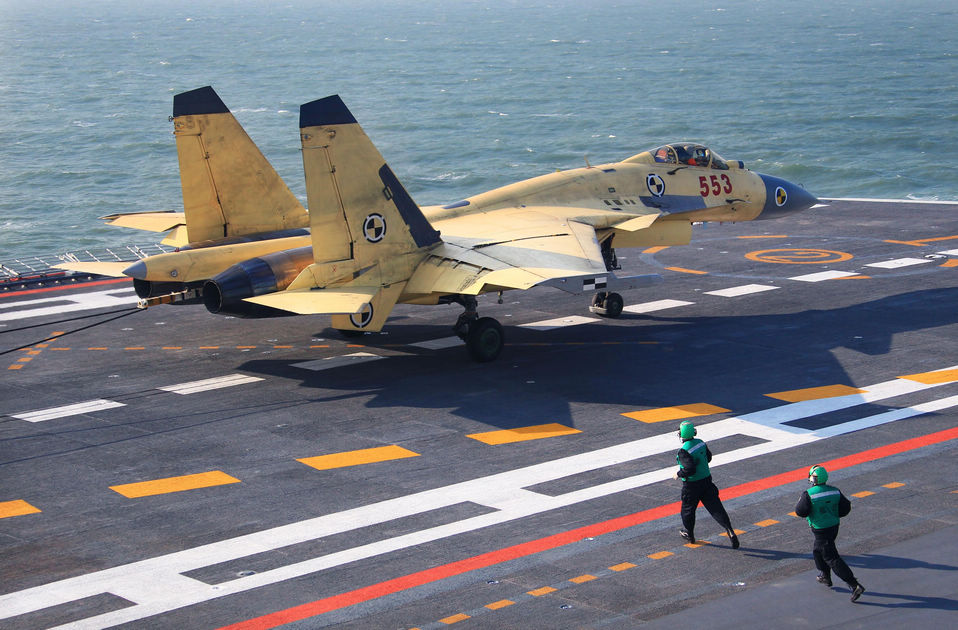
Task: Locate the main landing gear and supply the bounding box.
[452,295,504,363]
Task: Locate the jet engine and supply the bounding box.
[203,246,313,318]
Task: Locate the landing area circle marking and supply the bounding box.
[745,248,854,264]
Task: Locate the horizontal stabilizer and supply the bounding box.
[243,286,380,315]
[53,262,133,278]
[100,211,186,233]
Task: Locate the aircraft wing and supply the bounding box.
[243,286,380,315]
[408,206,645,296]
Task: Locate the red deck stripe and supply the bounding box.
[219,426,958,630]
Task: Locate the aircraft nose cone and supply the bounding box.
[123,260,147,279]
[757,173,818,219]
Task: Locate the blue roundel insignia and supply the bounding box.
[363,213,387,243]
[350,302,374,328]
[646,173,666,198]
[775,186,788,207]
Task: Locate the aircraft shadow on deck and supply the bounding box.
[237,286,958,428]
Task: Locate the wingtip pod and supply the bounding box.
[173,86,230,118]
[299,94,357,129]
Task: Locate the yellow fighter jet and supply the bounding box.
[61,88,818,362]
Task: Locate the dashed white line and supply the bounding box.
[158,374,264,394]
[0,288,137,322]
[704,284,779,298]
[866,258,933,269]
[11,399,127,423]
[519,315,598,331]
[623,299,694,314]
[293,352,386,371]
[789,270,861,282]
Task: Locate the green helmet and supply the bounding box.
[678,420,697,441]
[808,464,828,485]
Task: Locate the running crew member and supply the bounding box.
[795,465,865,602]
[673,420,739,548]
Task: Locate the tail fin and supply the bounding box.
[172,86,308,243]
[297,95,440,285]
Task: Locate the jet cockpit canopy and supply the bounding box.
[652,143,729,170]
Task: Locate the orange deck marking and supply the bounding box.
[899,368,958,385]
[766,384,865,402]
[755,519,779,527]
[570,574,597,584]
[439,613,470,624]
[621,403,729,424]
[297,445,420,471]
[882,482,905,489]
[851,491,875,498]
[162,346,183,350]
[884,234,958,247]
[124,347,145,351]
[467,423,581,445]
[110,471,240,498]
[199,346,220,350]
[7,365,23,370]
[0,500,41,519]
[738,235,788,239]
[610,562,637,571]
[643,246,670,254]
[666,266,708,275]
[527,587,557,597]
[485,600,515,610]
[648,551,673,560]
[721,529,746,537]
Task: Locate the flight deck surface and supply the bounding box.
[2,199,956,629]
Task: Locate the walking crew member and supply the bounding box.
[673,420,739,548]
[795,465,865,602]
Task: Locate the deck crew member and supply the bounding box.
[673,420,739,548]
[795,465,865,602]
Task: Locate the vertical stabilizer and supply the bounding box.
[298,95,441,283]
[173,86,308,243]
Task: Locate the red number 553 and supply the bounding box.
[699,174,733,197]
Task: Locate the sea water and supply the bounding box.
[1,0,956,262]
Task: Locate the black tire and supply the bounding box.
[466,317,504,362]
[604,292,624,318]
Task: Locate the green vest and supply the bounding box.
[806,484,842,529]
[678,438,710,481]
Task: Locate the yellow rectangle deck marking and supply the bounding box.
[439,613,470,624]
[882,482,905,489]
[199,346,220,350]
[528,586,557,597]
[738,235,788,239]
[89,347,108,350]
[721,529,745,537]
[570,574,597,584]
[755,519,779,527]
[766,384,866,402]
[610,562,637,572]
[236,346,257,349]
[162,347,182,350]
[49,347,70,351]
[124,347,145,351]
[485,600,515,610]
[17,357,32,363]
[648,551,673,559]
[941,259,958,268]
[297,445,420,471]
[273,345,293,349]
[666,266,708,275]
[621,403,729,424]
[643,246,669,254]
[899,369,958,384]
[788,511,799,518]
[851,491,875,498]
[885,234,958,247]
[0,500,41,519]
[467,423,581,445]
[110,471,240,498]
[8,364,23,370]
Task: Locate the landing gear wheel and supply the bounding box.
[604,292,624,318]
[589,291,624,318]
[466,317,504,362]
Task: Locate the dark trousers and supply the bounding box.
[680,476,732,536]
[812,524,857,586]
